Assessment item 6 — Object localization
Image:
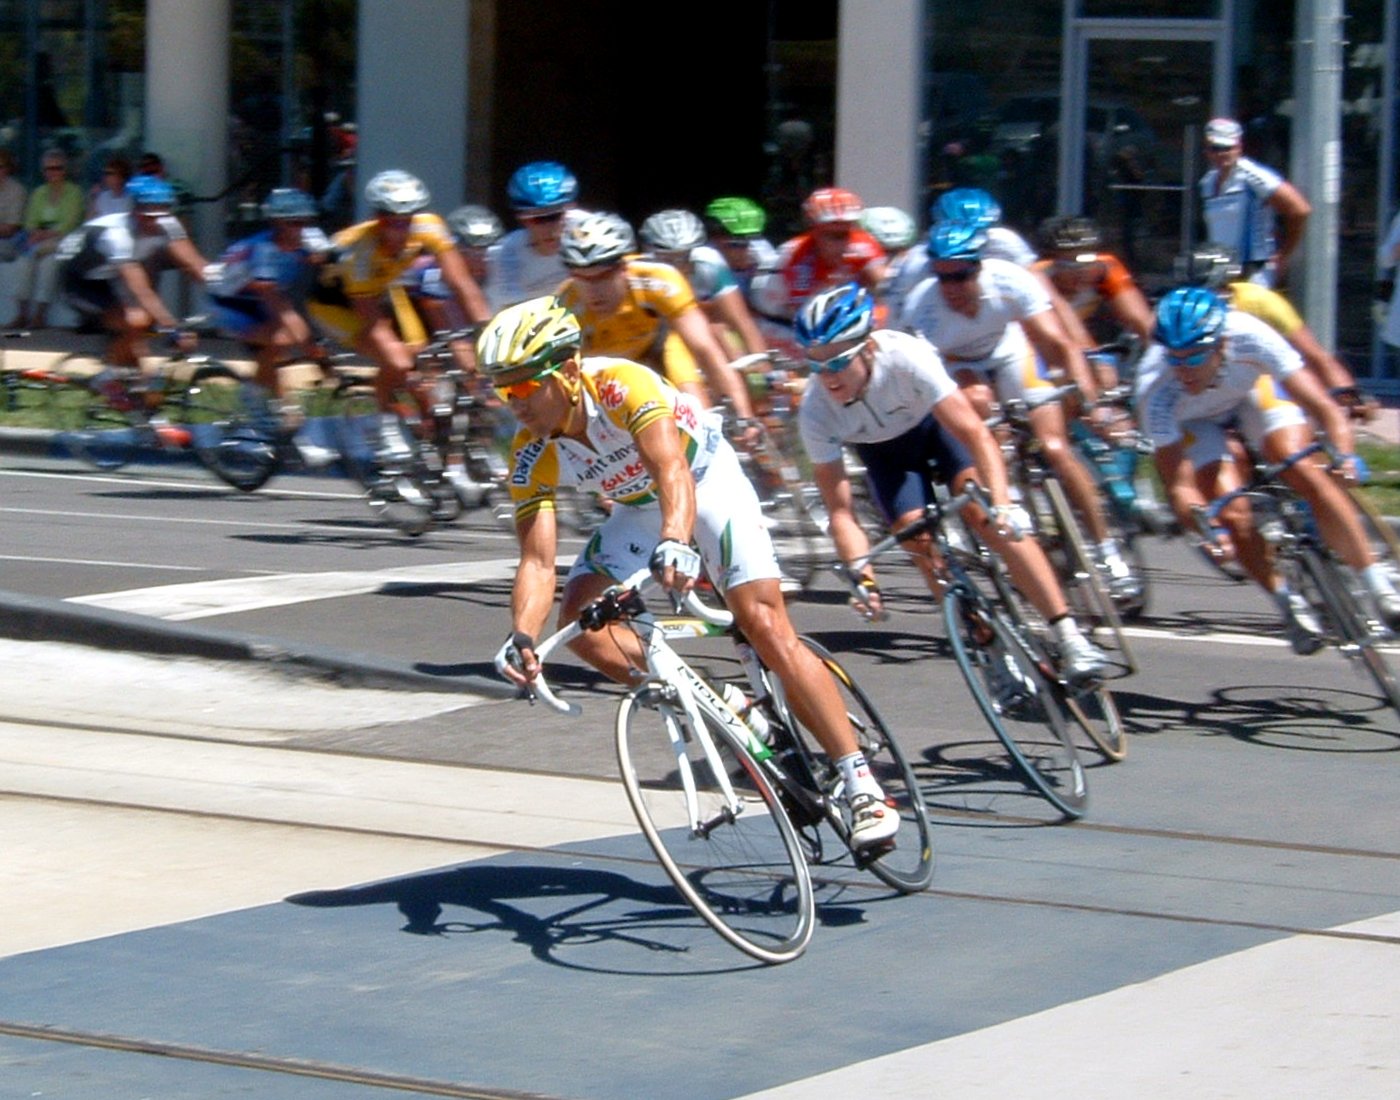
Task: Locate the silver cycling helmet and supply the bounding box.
[640,209,706,254]
[365,169,430,215]
[560,211,636,269]
[447,204,504,247]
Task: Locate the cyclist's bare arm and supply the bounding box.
[505,506,561,685]
[813,458,872,572]
[635,417,697,553]
[436,245,491,327]
[1280,363,1355,467]
[1107,284,1154,345]
[1022,309,1100,407]
[116,262,182,332]
[672,304,755,419]
[166,237,211,287]
[707,287,769,358]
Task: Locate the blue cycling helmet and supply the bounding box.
[794,283,875,348]
[931,187,1001,229]
[927,219,988,262]
[261,187,318,221]
[127,174,176,211]
[1154,286,1228,349]
[507,160,579,214]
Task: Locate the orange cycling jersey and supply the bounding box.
[770,228,885,310]
[506,358,722,521]
[331,213,457,298]
[1032,252,1136,321]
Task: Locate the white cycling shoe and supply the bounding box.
[848,793,899,852]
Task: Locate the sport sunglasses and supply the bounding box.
[493,363,563,402]
[805,343,865,375]
[1167,345,1216,368]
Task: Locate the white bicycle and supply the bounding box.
[495,568,933,965]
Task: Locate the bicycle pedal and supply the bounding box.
[851,836,897,868]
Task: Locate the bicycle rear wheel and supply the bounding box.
[783,637,934,892]
[45,355,140,470]
[616,684,815,964]
[338,394,437,537]
[943,587,1088,819]
[179,364,281,492]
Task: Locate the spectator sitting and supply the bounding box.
[0,148,26,263]
[9,149,84,329]
[88,156,133,218]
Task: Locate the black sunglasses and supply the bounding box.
[936,265,980,283]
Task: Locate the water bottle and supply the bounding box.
[721,682,772,745]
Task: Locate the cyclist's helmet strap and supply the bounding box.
[1154,286,1228,349]
[794,283,875,348]
[927,219,988,262]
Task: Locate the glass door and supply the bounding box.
[1082,37,1217,284]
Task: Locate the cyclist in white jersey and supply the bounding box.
[886,188,1038,306]
[1138,287,1399,652]
[899,221,1139,599]
[493,161,583,306]
[795,284,1109,689]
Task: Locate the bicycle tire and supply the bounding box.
[1040,475,1136,677]
[179,364,281,492]
[1291,544,1400,716]
[780,637,934,891]
[46,354,139,470]
[942,586,1088,819]
[1349,486,1400,588]
[615,683,815,964]
[338,393,437,536]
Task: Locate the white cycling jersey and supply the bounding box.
[57,211,188,283]
[898,257,1050,362]
[1135,309,1305,452]
[797,328,960,465]
[885,226,1038,309]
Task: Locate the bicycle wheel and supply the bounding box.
[942,586,1088,819]
[179,364,281,492]
[616,683,815,964]
[782,637,934,892]
[46,355,138,469]
[1290,545,1400,716]
[1038,475,1135,678]
[762,486,826,589]
[1349,486,1400,589]
[338,395,436,537]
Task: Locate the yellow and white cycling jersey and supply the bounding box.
[506,358,724,520]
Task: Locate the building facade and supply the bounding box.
[1,0,1395,381]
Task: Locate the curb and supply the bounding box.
[0,588,517,699]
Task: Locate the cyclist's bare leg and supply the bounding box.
[1196,458,1274,589]
[1027,399,1110,544]
[106,304,152,370]
[723,577,859,759]
[560,571,649,683]
[358,315,416,412]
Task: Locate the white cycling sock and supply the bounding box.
[836,751,883,802]
[1361,562,1397,597]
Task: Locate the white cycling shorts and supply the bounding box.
[1180,377,1308,468]
[565,443,782,593]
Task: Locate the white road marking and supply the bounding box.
[0,464,360,499]
[69,555,573,620]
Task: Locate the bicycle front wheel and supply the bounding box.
[180,364,280,492]
[783,637,934,891]
[616,684,815,964]
[943,587,1088,819]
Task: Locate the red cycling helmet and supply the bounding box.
[803,187,864,226]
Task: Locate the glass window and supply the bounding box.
[1079,1,1219,16]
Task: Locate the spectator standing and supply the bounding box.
[1198,116,1311,290]
[88,156,133,219]
[0,149,27,263]
[10,149,84,329]
[1379,207,1400,371]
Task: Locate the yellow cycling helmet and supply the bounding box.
[476,295,583,383]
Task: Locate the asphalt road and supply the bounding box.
[1,452,1397,1098]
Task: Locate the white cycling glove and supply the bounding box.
[649,538,701,582]
[992,504,1034,541]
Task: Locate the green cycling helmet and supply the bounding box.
[704,196,766,237]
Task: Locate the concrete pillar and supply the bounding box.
[835,0,922,216]
[145,0,229,256]
[355,0,470,222]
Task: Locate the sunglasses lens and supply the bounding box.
[806,345,862,374]
[494,379,539,401]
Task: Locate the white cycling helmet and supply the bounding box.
[640,209,706,254]
[560,211,636,269]
[861,206,918,251]
[365,169,430,215]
